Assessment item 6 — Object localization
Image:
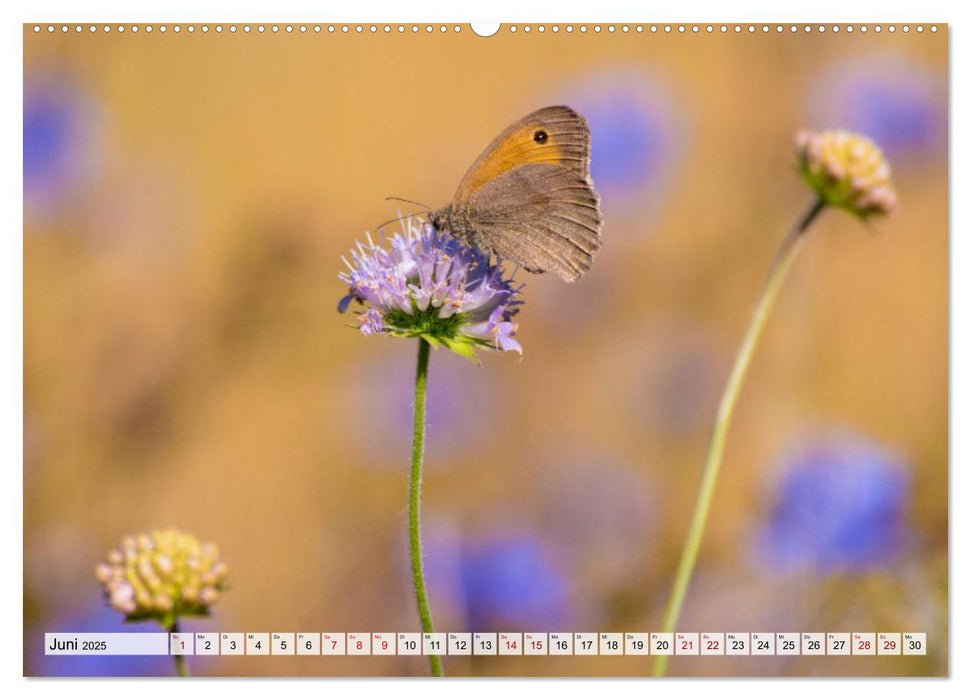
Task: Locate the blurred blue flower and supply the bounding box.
[27,605,173,677]
[753,431,911,575]
[457,533,573,631]
[554,68,684,207]
[808,56,945,159]
[24,78,103,214]
[422,525,573,632]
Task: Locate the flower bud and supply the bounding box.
[94,529,230,627]
[796,129,898,218]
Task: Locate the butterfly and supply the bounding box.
[428,105,603,282]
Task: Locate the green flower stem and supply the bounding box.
[169,620,189,677]
[409,338,444,677]
[652,199,826,678]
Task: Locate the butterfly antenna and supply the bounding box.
[372,209,431,233]
[386,196,433,209]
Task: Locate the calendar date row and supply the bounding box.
[46,632,927,657]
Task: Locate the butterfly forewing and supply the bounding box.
[453,106,592,204]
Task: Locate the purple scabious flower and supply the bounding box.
[752,431,911,575]
[338,217,523,361]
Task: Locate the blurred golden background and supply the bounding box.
[24,24,947,676]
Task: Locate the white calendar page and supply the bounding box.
[16,0,950,683]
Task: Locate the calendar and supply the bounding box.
[21,10,949,680]
[45,631,928,657]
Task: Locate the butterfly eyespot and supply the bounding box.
[533,129,548,143]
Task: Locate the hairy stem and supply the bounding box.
[409,338,443,676]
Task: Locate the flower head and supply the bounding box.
[338,218,523,361]
[796,129,898,218]
[94,529,229,627]
[752,432,911,575]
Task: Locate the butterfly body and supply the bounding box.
[429,105,603,282]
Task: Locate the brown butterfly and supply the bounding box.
[428,105,603,282]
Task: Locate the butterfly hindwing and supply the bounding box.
[465,162,603,282]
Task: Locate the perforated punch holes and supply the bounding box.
[27,23,943,36]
